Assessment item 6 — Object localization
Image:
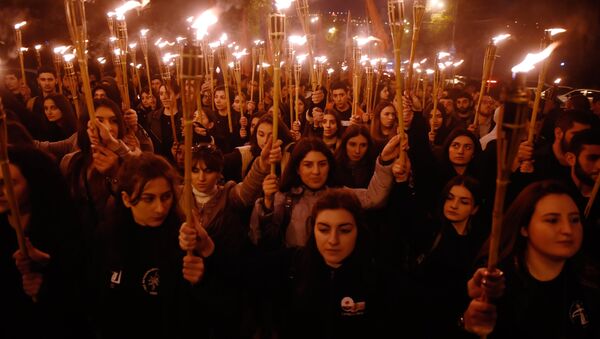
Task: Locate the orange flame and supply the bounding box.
[511,42,560,73]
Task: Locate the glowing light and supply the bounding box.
[228,61,234,68]
[546,28,566,37]
[34,44,42,50]
[14,21,27,30]
[327,68,334,74]
[261,62,271,68]
[453,60,464,67]
[354,36,380,47]
[420,58,428,64]
[511,42,560,73]
[254,40,264,46]
[554,78,562,84]
[492,34,511,45]
[444,61,453,67]
[233,49,249,60]
[53,46,70,55]
[296,54,308,64]
[328,27,337,34]
[437,51,450,59]
[63,54,75,62]
[114,48,122,56]
[176,37,186,44]
[413,63,420,69]
[288,35,307,46]
[114,0,150,20]
[209,41,220,49]
[426,69,434,75]
[310,17,319,23]
[140,29,149,37]
[20,47,28,52]
[129,43,138,49]
[315,56,328,63]
[275,0,293,11]
[219,33,228,44]
[97,57,106,64]
[191,9,218,40]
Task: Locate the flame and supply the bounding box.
[315,56,328,63]
[63,54,75,62]
[416,69,422,73]
[219,33,228,44]
[437,51,450,59]
[114,0,150,20]
[208,41,220,49]
[186,16,194,23]
[413,63,420,69]
[354,36,380,47]
[426,69,434,75]
[34,44,42,50]
[554,78,562,84]
[438,63,446,70]
[228,61,234,68]
[162,53,177,64]
[296,54,308,64]
[20,47,28,52]
[444,60,453,67]
[546,28,566,37]
[191,9,218,40]
[233,49,249,60]
[310,17,319,23]
[110,36,118,43]
[14,21,27,30]
[136,64,142,69]
[288,35,307,46]
[511,42,560,73]
[140,29,149,37]
[328,27,337,34]
[261,62,271,68]
[129,42,137,49]
[453,60,464,67]
[327,68,334,74]
[176,37,186,44]
[107,12,116,18]
[420,58,428,64]
[492,33,511,44]
[97,57,106,64]
[114,48,122,56]
[53,46,70,54]
[275,0,293,11]
[341,65,348,71]
[254,40,264,46]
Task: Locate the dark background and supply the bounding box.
[1,0,599,89]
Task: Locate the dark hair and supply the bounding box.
[441,128,482,167]
[567,128,600,156]
[424,102,448,130]
[93,83,122,108]
[439,175,482,220]
[7,120,34,146]
[371,100,398,143]
[43,94,78,135]
[37,65,56,78]
[192,143,224,173]
[76,98,127,153]
[249,114,294,157]
[322,109,343,139]
[479,180,580,268]
[4,68,20,79]
[567,94,591,111]
[280,137,338,192]
[335,124,374,165]
[330,81,349,93]
[455,91,473,102]
[555,109,596,133]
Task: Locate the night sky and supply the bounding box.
[1,0,599,88]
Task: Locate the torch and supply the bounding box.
[139,29,152,92]
[294,54,307,122]
[232,49,248,118]
[180,44,203,253]
[64,0,95,121]
[258,47,265,107]
[250,41,262,104]
[217,39,234,133]
[365,64,374,124]
[97,57,106,79]
[473,34,510,127]
[486,43,560,293]
[295,0,317,92]
[14,22,28,88]
[129,42,142,95]
[53,46,68,95]
[268,11,286,174]
[34,45,42,69]
[207,47,216,111]
[351,39,362,121]
[407,0,426,90]
[387,0,406,165]
[63,53,82,118]
[115,17,130,108]
[160,52,179,141]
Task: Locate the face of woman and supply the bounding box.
[250,117,260,135]
[443,185,477,224]
[214,90,227,111]
[159,86,173,109]
[43,99,63,122]
[256,122,273,150]
[298,151,329,190]
[296,99,305,114]
[95,106,119,139]
[322,114,338,138]
[233,95,245,112]
[429,109,443,130]
[380,86,390,100]
[449,135,475,166]
[192,160,221,194]
[0,164,29,214]
[315,208,358,268]
[123,177,173,227]
[522,194,583,262]
[94,89,107,100]
[346,134,368,162]
[380,106,396,129]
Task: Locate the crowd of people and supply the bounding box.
[1,47,600,339]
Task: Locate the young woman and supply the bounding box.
[371,101,398,154]
[2,146,90,338]
[251,136,400,250]
[334,124,376,188]
[41,94,78,141]
[408,175,488,338]
[89,152,212,338]
[322,109,342,153]
[146,83,182,162]
[436,129,482,189]
[178,138,281,338]
[424,102,453,147]
[279,189,387,339]
[223,113,294,182]
[463,180,600,338]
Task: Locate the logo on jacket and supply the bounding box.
[142,268,160,296]
[340,296,366,316]
[569,300,589,328]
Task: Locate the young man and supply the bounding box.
[26,66,57,114]
[3,69,30,104]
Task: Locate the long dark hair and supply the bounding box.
[335,124,375,166]
[441,128,482,173]
[438,175,482,227]
[478,180,581,270]
[76,98,127,154]
[371,100,398,144]
[43,94,78,135]
[280,137,338,192]
[249,114,294,157]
